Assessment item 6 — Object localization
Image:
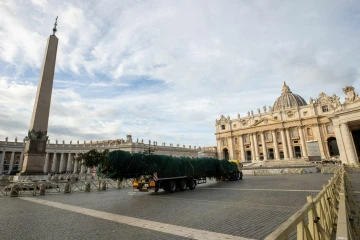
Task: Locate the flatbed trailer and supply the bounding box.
[133,173,207,193]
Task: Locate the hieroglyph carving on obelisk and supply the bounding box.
[20,17,59,175]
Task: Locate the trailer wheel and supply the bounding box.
[179,180,187,191]
[189,180,196,190]
[168,180,177,193]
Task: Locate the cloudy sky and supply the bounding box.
[0,0,359,147]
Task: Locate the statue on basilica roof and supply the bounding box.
[343,86,359,103]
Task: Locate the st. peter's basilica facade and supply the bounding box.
[215,83,360,165]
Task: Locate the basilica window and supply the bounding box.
[322,106,329,112]
[291,128,298,138]
[244,135,249,143]
[303,111,308,116]
[222,138,227,146]
[257,134,261,142]
[233,124,237,128]
[276,132,281,140]
[326,125,333,134]
[274,116,278,120]
[235,138,239,144]
[221,125,225,130]
[306,127,312,136]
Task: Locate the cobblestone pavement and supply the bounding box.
[347,169,360,203]
[0,173,333,240]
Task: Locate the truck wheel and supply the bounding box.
[168,180,177,193]
[239,172,243,180]
[179,180,187,191]
[189,180,196,190]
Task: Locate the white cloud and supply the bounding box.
[0,0,359,146]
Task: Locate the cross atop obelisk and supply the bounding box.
[20,17,59,175]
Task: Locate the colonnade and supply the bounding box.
[0,151,91,174]
[235,127,308,162]
[44,152,91,174]
[0,151,24,174]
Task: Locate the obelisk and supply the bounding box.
[20,17,59,175]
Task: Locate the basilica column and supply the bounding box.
[261,132,268,161]
[59,153,66,173]
[252,133,260,161]
[340,123,358,165]
[66,153,73,172]
[280,129,289,159]
[51,153,58,173]
[285,129,294,159]
[73,153,78,173]
[8,152,15,174]
[228,137,235,160]
[239,135,246,162]
[272,130,280,160]
[249,134,255,162]
[0,151,6,173]
[313,124,326,159]
[333,125,347,163]
[298,126,308,158]
[19,152,24,171]
[43,153,50,173]
[80,160,86,174]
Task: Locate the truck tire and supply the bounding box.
[168,180,177,193]
[179,180,187,191]
[189,180,196,190]
[239,172,243,180]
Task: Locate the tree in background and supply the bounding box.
[75,149,109,175]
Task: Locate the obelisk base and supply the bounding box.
[18,139,47,176]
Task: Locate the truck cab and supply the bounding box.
[227,160,243,180]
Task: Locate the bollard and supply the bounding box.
[51,175,59,181]
[70,175,76,182]
[0,175,8,187]
[39,183,46,195]
[25,176,32,181]
[101,181,107,191]
[10,184,21,197]
[33,181,38,196]
[64,182,72,193]
[84,182,91,192]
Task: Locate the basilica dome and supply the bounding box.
[272,82,307,111]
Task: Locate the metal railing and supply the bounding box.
[0,178,133,197]
[265,167,360,239]
[336,170,360,239]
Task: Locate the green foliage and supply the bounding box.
[75,149,109,168]
[98,150,238,181]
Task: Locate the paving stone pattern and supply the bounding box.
[0,173,333,240]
